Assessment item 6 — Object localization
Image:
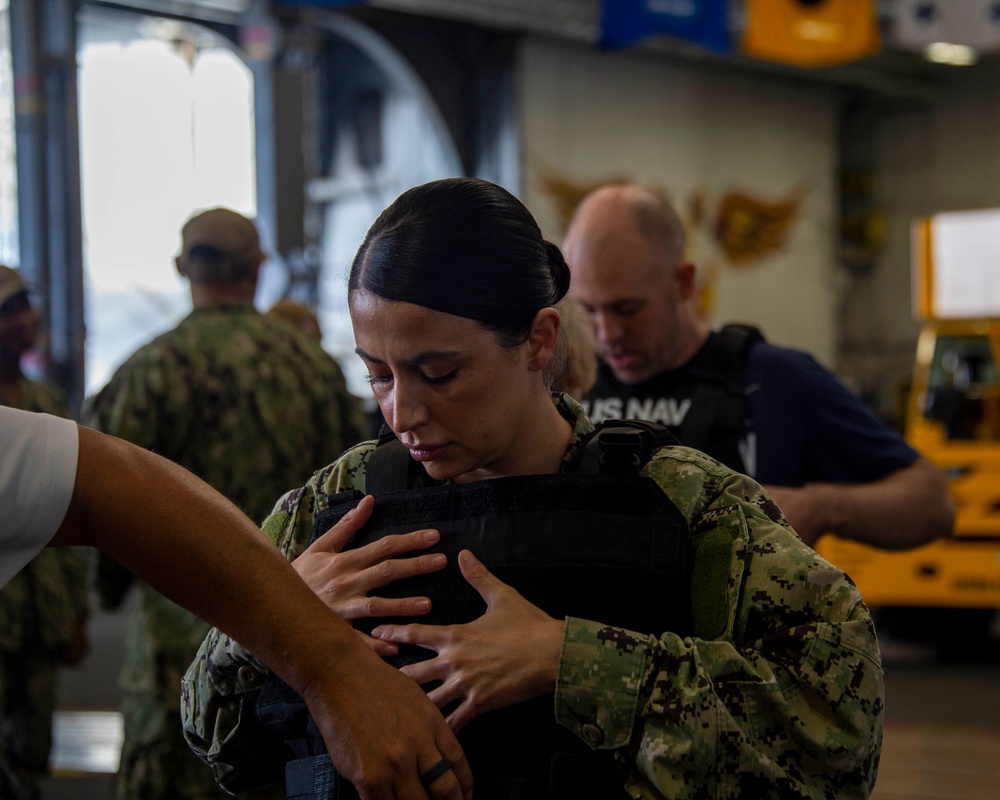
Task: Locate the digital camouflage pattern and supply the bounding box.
[85,304,365,800]
[182,395,883,799]
[1,381,90,800]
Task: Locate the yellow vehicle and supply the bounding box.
[817,209,1000,611]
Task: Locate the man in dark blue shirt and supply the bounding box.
[563,183,953,549]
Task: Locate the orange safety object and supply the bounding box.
[741,0,880,67]
[817,319,1000,609]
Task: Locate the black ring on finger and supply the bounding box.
[419,757,452,788]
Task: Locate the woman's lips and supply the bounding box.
[407,443,448,462]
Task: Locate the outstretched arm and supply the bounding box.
[765,456,955,549]
[52,426,472,800]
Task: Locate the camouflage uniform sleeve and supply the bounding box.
[555,446,884,800]
[83,344,177,449]
[16,547,91,650]
[51,546,91,642]
[91,548,135,610]
[180,443,375,794]
[85,346,181,606]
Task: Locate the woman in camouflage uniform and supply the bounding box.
[183,179,883,799]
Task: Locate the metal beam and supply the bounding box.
[9,0,86,410]
[9,0,47,291]
[43,0,86,410]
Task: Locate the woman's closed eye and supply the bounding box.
[366,373,392,387]
[422,369,458,386]
[366,369,458,388]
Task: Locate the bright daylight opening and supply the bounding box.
[78,12,256,394]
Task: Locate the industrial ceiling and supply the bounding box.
[86,0,1000,104]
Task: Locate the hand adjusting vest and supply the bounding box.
[255,420,692,800]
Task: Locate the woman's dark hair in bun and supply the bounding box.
[349,177,569,348]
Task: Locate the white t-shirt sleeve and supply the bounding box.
[1,407,80,586]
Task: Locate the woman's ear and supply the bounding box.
[526,307,561,372]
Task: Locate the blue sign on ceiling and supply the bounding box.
[600,0,731,53]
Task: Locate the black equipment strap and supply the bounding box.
[365,424,426,495]
[572,418,678,476]
[367,417,682,493]
[677,322,763,453]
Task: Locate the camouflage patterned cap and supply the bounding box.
[0,264,28,310]
[178,208,264,279]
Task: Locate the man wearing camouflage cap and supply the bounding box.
[85,209,365,800]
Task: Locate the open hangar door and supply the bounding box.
[9,0,260,405]
[78,1,519,403]
[14,0,517,406]
[76,3,259,397]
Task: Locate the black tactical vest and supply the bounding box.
[587,323,764,475]
[255,420,692,800]
[677,323,763,471]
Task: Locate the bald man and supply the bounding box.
[563,184,953,550]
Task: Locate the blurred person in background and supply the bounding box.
[0,265,90,800]
[266,297,323,343]
[545,295,598,401]
[267,297,371,430]
[563,184,954,550]
[84,209,365,800]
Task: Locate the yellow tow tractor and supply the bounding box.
[817,208,1000,614]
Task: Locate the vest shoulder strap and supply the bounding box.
[364,424,436,495]
[677,323,764,451]
[566,418,678,475]
[368,418,679,492]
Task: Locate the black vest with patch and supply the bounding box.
[585,323,764,475]
[254,420,693,800]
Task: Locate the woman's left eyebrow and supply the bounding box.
[403,350,462,367]
[354,347,461,367]
[354,347,383,364]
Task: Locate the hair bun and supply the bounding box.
[544,241,571,304]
